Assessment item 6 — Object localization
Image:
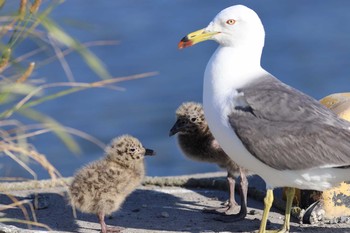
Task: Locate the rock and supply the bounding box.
[248,209,257,215]
[160,211,169,218]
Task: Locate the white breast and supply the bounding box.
[203,47,270,178]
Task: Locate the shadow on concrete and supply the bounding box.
[0,192,79,232]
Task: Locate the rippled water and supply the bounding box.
[2,1,350,179]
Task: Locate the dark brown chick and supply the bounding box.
[170,102,250,221]
[69,135,155,233]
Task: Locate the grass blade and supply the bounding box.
[41,17,111,79]
[18,108,81,154]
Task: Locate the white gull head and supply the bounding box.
[205,5,265,49]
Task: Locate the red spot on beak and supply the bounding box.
[178,36,193,49]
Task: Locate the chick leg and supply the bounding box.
[225,173,240,214]
[203,172,238,214]
[98,212,123,233]
[212,169,248,222]
[234,169,248,219]
[98,212,108,233]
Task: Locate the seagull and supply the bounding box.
[178,5,350,233]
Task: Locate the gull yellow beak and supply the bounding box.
[178,28,220,49]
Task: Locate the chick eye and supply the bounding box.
[191,118,196,122]
[226,19,236,25]
[130,148,135,152]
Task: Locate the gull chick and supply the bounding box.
[69,135,155,233]
[170,102,249,220]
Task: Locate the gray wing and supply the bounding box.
[228,74,350,170]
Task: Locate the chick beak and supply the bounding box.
[145,148,156,156]
[169,119,182,136]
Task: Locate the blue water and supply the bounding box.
[2,1,350,179]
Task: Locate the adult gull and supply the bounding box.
[178,4,350,233]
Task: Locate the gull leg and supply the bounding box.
[278,187,295,232]
[257,187,295,233]
[258,189,274,233]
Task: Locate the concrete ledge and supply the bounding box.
[1,172,349,233]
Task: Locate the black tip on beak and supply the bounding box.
[145,148,156,156]
[169,129,176,137]
[169,122,180,137]
[178,36,193,49]
[180,36,190,42]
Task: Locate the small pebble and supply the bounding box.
[248,209,256,215]
[160,211,169,218]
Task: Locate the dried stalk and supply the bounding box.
[19,0,27,21]
[48,35,74,81]
[3,194,32,229]
[0,218,51,231]
[4,125,105,150]
[1,71,157,119]
[0,142,61,180]
[0,48,11,73]
[16,62,35,84]
[4,149,37,180]
[30,0,41,14]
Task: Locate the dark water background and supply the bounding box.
[1,1,350,179]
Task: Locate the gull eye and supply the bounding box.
[226,19,236,25]
[191,118,196,122]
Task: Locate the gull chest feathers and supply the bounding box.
[203,46,267,174]
[204,46,263,114]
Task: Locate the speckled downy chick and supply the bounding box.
[170,102,250,220]
[69,135,155,233]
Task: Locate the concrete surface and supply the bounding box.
[0,172,349,233]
